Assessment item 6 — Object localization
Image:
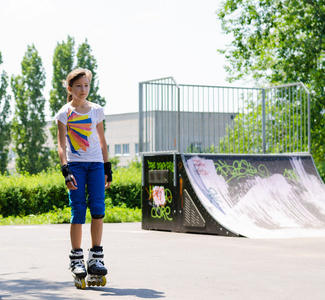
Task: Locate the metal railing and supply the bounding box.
[139,77,310,154]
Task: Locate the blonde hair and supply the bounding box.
[63,68,92,103]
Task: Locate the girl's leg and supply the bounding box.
[68,162,88,250]
[87,162,106,247]
[86,162,107,281]
[70,223,83,249]
[91,218,103,247]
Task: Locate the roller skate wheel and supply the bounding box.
[74,278,86,289]
[101,276,106,287]
[81,278,86,289]
[87,280,95,287]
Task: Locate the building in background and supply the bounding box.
[7,110,233,171]
[105,112,139,166]
[7,112,140,170]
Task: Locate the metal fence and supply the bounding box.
[139,77,310,154]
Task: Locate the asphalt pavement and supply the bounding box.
[0,222,325,300]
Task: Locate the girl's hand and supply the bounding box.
[66,175,78,190]
[105,175,111,189]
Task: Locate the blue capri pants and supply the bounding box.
[68,162,106,224]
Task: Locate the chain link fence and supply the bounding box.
[139,77,310,154]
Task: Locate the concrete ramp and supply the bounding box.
[141,153,325,238]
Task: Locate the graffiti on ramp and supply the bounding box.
[183,154,325,238]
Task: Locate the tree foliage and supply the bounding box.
[49,37,106,116]
[11,45,49,174]
[217,0,325,165]
[49,35,75,116]
[0,52,11,174]
[219,95,308,154]
[49,36,75,164]
[76,39,106,108]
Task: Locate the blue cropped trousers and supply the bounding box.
[68,162,105,224]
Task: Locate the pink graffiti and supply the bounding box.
[192,157,209,175]
[153,186,166,206]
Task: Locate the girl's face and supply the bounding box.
[68,75,90,101]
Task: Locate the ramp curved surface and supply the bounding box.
[182,154,325,238]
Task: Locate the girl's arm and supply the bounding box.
[57,120,77,190]
[97,121,111,188]
[57,121,68,165]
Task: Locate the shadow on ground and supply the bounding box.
[0,278,73,300]
[94,286,165,298]
[0,278,165,299]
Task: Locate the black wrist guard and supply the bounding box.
[61,164,73,184]
[104,162,113,182]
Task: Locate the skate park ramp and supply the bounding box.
[182,154,325,238]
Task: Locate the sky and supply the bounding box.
[0,0,236,118]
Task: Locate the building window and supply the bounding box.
[135,143,139,155]
[115,144,121,156]
[122,144,129,156]
[107,145,110,155]
[115,144,129,156]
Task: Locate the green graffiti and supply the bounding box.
[147,160,174,173]
[283,169,299,181]
[151,206,172,221]
[150,187,173,221]
[214,160,269,183]
[147,161,156,170]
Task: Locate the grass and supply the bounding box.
[0,200,142,225]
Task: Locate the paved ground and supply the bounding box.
[0,222,325,300]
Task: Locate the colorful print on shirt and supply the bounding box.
[66,109,92,155]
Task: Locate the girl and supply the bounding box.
[55,68,112,288]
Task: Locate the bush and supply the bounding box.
[0,206,72,225]
[0,170,68,217]
[0,164,142,218]
[0,203,141,225]
[106,164,142,209]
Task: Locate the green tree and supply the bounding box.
[49,36,75,164]
[217,0,325,167]
[76,39,106,108]
[49,36,75,116]
[218,96,308,154]
[11,45,49,174]
[0,52,11,174]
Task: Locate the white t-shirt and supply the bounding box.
[55,102,105,163]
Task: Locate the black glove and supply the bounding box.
[104,162,113,182]
[61,164,74,184]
